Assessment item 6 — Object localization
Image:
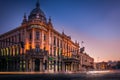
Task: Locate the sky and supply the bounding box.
[0,0,120,62]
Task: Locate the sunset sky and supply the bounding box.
[0,0,120,62]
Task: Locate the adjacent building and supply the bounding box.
[96,62,108,70]
[79,47,94,71]
[0,1,94,72]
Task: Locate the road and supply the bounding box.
[0,70,120,80]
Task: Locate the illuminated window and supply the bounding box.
[1,49,3,56]
[23,61,26,68]
[20,61,22,70]
[6,48,8,56]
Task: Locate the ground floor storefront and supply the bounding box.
[0,56,80,72]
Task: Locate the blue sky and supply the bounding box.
[0,0,120,62]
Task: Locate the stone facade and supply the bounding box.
[0,1,94,72]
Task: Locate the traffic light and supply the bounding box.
[20,41,24,48]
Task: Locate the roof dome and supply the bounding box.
[28,0,47,22]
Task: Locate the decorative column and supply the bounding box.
[32,59,35,71]
[62,61,65,72]
[25,59,28,71]
[71,62,73,72]
[40,59,43,72]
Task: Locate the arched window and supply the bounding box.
[0,49,3,56]
[16,46,19,55]
[12,47,15,56]
[6,48,8,56]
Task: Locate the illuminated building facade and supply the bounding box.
[0,1,94,72]
[79,47,94,71]
[96,62,108,70]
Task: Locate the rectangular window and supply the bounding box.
[8,38,10,46]
[60,40,62,48]
[36,31,40,40]
[50,47,52,56]
[54,36,56,45]
[57,38,59,47]
[44,47,46,51]
[5,39,6,46]
[44,34,46,41]
[29,32,32,40]
[15,35,17,42]
[54,47,56,56]
[12,36,14,44]
[35,45,40,53]
[29,45,32,50]
[19,33,21,42]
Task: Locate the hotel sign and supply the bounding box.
[29,25,47,31]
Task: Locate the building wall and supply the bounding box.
[0,1,94,72]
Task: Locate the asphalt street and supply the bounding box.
[0,70,120,80]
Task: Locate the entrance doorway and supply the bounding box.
[35,59,40,71]
[65,63,71,72]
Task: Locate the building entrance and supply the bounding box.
[65,63,71,72]
[35,59,40,71]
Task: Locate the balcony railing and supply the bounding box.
[26,49,48,57]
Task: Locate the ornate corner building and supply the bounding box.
[0,1,94,72]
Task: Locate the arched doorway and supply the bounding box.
[35,59,40,71]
